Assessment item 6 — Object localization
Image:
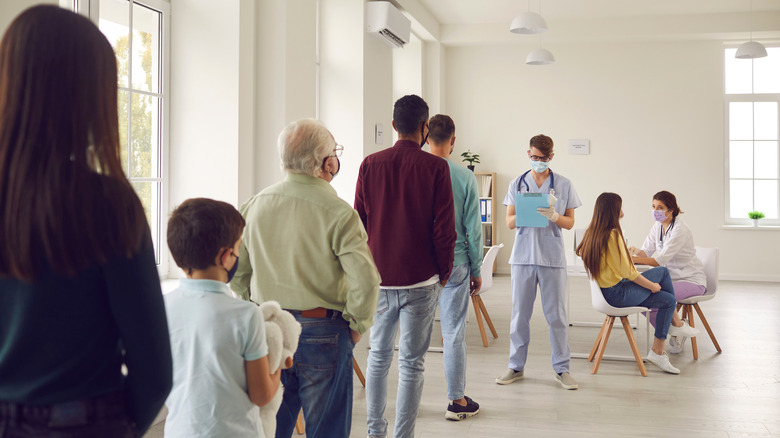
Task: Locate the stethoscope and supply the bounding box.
[517,169,555,197]
[658,218,676,249]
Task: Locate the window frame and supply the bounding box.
[66,0,171,275]
[724,47,780,227]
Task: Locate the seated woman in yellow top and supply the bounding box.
[576,193,697,374]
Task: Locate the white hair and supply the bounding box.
[277,119,335,177]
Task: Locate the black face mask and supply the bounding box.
[420,124,429,148]
[225,255,239,283]
[322,156,340,178]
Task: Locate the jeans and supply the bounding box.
[438,263,470,401]
[648,281,706,327]
[509,265,570,374]
[0,392,136,438]
[276,312,354,438]
[366,283,440,438]
[601,266,676,340]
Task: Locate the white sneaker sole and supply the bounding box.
[647,357,680,374]
[445,408,479,421]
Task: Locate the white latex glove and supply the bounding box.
[627,246,641,257]
[548,192,558,207]
[537,206,560,222]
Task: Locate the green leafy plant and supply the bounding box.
[748,211,765,220]
[460,150,481,166]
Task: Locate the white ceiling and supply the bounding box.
[417,0,780,25]
[399,0,780,45]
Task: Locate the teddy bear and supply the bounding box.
[258,300,301,437]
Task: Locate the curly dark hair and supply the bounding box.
[393,95,429,135]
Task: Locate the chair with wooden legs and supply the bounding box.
[295,357,366,434]
[675,246,722,360]
[471,244,503,347]
[587,278,649,376]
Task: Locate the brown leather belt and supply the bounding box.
[285,307,337,319]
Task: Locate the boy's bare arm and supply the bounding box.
[245,356,282,407]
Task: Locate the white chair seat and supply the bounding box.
[677,294,715,305]
[676,246,722,359]
[588,278,649,377]
[470,244,503,347]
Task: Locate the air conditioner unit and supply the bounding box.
[366,1,411,49]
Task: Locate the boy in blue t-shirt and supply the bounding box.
[163,198,281,437]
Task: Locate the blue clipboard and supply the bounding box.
[515,193,550,228]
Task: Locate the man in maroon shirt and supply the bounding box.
[356,94,456,438]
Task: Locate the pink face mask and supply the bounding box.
[652,210,667,222]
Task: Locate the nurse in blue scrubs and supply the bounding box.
[495,134,582,390]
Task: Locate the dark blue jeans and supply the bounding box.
[0,392,136,438]
[601,267,676,340]
[275,312,354,438]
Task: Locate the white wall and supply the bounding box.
[0,1,57,32]
[169,0,242,207]
[444,40,780,280]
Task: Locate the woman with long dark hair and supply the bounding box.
[0,5,172,436]
[576,193,696,374]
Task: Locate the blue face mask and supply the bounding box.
[530,159,549,173]
[226,256,239,283]
[652,210,667,222]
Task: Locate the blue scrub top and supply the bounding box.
[503,170,581,268]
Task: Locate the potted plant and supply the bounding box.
[748,211,765,227]
[461,150,480,171]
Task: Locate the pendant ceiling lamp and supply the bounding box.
[510,0,547,34]
[735,0,767,59]
[510,12,547,34]
[526,47,555,65]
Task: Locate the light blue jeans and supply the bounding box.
[438,263,470,401]
[366,283,440,438]
[509,265,570,374]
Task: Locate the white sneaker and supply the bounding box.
[668,321,699,338]
[667,336,687,354]
[647,350,680,374]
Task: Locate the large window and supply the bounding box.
[725,47,780,226]
[66,0,170,271]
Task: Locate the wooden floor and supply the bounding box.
[146,275,780,437]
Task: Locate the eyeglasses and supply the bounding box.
[330,144,344,158]
[529,153,552,162]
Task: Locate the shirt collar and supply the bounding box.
[394,139,423,149]
[285,173,337,194]
[178,278,233,296]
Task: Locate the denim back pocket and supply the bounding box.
[297,334,339,382]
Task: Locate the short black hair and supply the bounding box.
[428,114,455,144]
[167,198,245,273]
[393,94,429,135]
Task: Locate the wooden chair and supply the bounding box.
[295,357,365,434]
[676,247,722,359]
[588,278,649,376]
[471,244,503,346]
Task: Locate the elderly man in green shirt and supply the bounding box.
[230,119,381,438]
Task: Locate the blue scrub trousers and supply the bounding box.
[509,264,570,374]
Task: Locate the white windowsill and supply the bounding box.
[720,225,780,231]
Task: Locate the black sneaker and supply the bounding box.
[445,396,480,421]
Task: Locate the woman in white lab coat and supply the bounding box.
[629,191,705,353]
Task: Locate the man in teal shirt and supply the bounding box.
[231,119,381,437]
[426,114,483,421]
